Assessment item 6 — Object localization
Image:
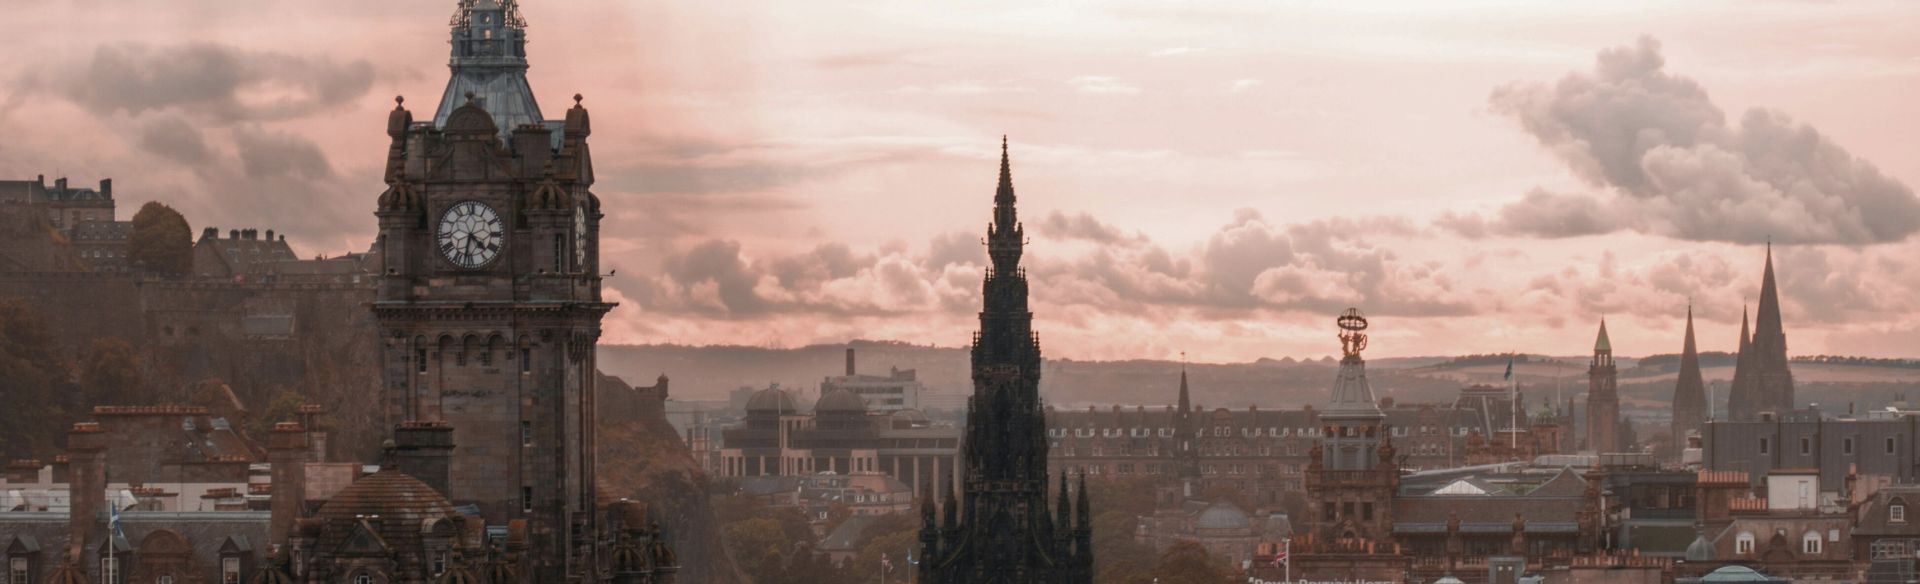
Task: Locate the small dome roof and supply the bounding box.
[1195,502,1250,530]
[313,470,459,555]
[745,388,798,414]
[891,409,930,423]
[815,389,868,413]
[1685,533,1717,562]
[1701,566,1772,583]
[1433,578,1465,584]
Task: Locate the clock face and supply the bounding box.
[437,201,504,269]
[573,205,587,268]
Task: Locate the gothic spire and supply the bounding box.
[1670,305,1707,451]
[1177,366,1191,415]
[1594,318,1611,353]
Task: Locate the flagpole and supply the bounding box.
[1284,538,1290,584]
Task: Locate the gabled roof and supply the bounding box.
[1431,477,1506,496]
[1530,468,1588,497]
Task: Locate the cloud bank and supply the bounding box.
[1477,36,1920,245]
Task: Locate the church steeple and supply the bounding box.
[1670,306,1707,458]
[1729,245,1795,421]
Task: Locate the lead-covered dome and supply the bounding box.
[815,389,868,414]
[1196,502,1250,530]
[745,388,798,414]
[313,470,461,555]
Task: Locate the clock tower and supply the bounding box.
[371,1,609,582]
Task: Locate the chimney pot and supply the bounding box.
[846,347,856,377]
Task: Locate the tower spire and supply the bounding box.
[1670,305,1707,457]
[436,0,542,140]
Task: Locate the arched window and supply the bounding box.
[1803,531,1822,555]
[1735,532,1756,554]
[354,575,372,584]
[1892,499,1908,524]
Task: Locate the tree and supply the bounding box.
[724,517,792,570]
[80,337,141,408]
[128,201,192,275]
[1092,510,1156,581]
[1151,540,1230,584]
[250,391,309,438]
[0,298,74,457]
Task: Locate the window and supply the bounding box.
[523,486,534,511]
[417,349,428,373]
[433,550,448,576]
[1892,503,1907,524]
[553,234,564,272]
[354,575,372,584]
[1760,438,1770,455]
[1801,437,1811,455]
[520,348,531,373]
[1845,438,1855,455]
[1285,464,1300,474]
[1803,531,1822,555]
[1343,502,1355,518]
[1736,532,1755,554]
[1323,502,1335,519]
[13,558,29,584]
[1889,437,1898,455]
[223,558,241,584]
[159,577,172,584]
[100,556,117,584]
[1362,502,1374,520]
[521,421,533,446]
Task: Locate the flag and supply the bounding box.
[1272,548,1287,567]
[882,553,892,572]
[907,551,917,566]
[110,499,125,540]
[1503,356,1514,381]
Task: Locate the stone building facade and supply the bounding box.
[0,176,130,272]
[716,384,962,500]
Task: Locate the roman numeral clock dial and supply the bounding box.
[437,201,504,268]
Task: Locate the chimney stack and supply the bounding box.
[98,179,112,199]
[846,347,856,377]
[54,177,67,192]
[268,422,309,548]
[392,421,456,498]
[229,229,240,240]
[66,423,108,555]
[265,229,274,241]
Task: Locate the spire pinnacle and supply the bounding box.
[1594,319,1612,353]
[996,136,1014,205]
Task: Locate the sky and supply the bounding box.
[5,0,1920,361]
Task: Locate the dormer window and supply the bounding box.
[1892,502,1907,524]
[1735,532,1755,554]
